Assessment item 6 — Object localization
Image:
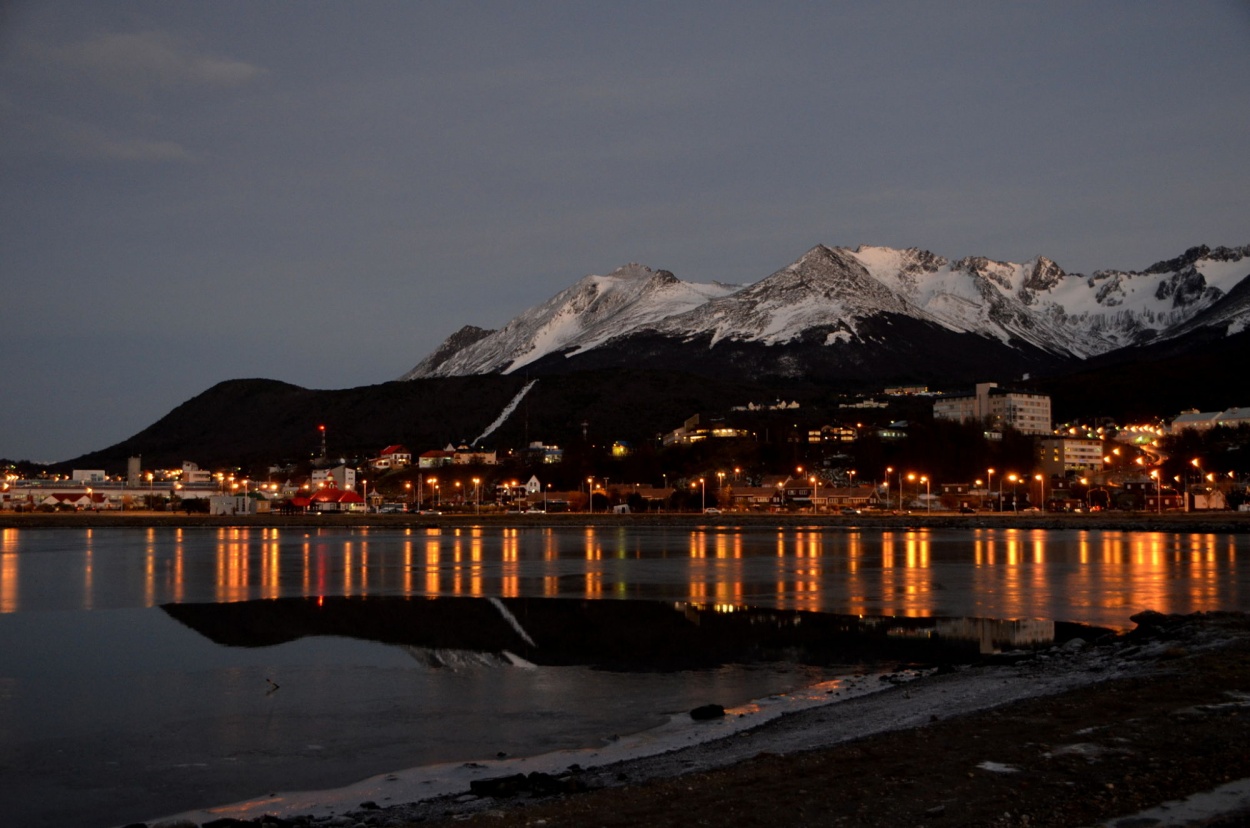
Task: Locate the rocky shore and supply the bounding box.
[7,510,1250,534]
[133,612,1250,828]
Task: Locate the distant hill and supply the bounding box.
[62,371,777,471]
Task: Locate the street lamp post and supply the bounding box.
[809,476,819,513]
[1034,474,1044,512]
[1007,474,1019,512]
[472,477,481,514]
[885,466,895,511]
[587,476,594,514]
[987,468,995,512]
[1151,470,1161,513]
[921,475,930,513]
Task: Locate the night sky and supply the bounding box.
[3,1,1248,463]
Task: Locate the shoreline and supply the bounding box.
[5,510,1250,534]
[143,612,1250,828]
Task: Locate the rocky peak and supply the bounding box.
[1144,245,1212,275]
[1154,267,1212,308]
[901,248,949,275]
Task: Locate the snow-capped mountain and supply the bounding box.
[402,264,738,378]
[402,243,1250,382]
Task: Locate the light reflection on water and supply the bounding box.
[0,525,1246,828]
[0,525,1245,625]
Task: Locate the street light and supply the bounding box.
[809,475,819,513]
[1150,469,1161,513]
[921,475,930,513]
[1034,473,1044,512]
[987,468,995,512]
[975,479,984,510]
[587,476,594,514]
[1007,473,1019,512]
[472,477,481,514]
[885,466,895,510]
[906,472,916,511]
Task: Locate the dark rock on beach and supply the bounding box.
[688,703,726,720]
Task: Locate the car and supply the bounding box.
[703,507,722,515]
[840,507,861,516]
[959,506,976,514]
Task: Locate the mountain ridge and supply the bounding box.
[404,243,1250,382]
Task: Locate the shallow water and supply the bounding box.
[0,525,1246,827]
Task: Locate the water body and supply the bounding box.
[0,525,1246,827]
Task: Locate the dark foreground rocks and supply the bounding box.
[138,612,1250,828]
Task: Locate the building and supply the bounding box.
[934,382,1052,435]
[453,446,497,465]
[662,414,750,446]
[371,445,412,470]
[523,442,564,465]
[1171,407,1250,433]
[1037,438,1105,478]
[307,487,366,513]
[312,465,357,492]
[807,424,858,443]
[1170,410,1220,432]
[180,462,213,485]
[419,449,455,468]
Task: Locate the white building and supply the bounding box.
[934,382,1052,436]
[1037,437,1105,477]
[312,465,357,491]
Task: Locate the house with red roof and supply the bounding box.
[419,449,455,469]
[371,445,412,470]
[308,486,366,513]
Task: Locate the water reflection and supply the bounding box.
[1,528,17,613]
[0,526,1245,627]
[161,595,1088,668]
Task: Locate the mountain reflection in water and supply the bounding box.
[163,596,1106,665]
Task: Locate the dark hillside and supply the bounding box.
[1033,327,1250,422]
[64,376,532,471]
